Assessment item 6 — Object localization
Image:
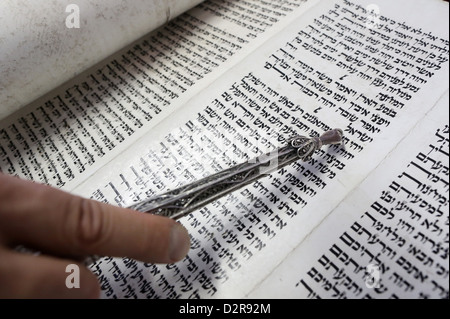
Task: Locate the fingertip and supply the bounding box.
[61,262,102,299]
[69,262,101,299]
[168,222,191,263]
[80,269,101,299]
[40,259,101,299]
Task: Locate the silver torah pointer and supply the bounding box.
[83,129,343,266]
[128,128,344,221]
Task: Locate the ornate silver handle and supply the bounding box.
[128,129,343,220]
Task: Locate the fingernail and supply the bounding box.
[169,223,190,262]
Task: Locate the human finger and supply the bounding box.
[0,174,190,264]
